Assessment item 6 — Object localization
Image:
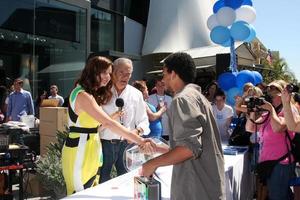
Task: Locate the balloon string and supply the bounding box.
[230,37,238,72]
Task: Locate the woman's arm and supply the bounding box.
[76,92,144,144]
[282,89,300,132]
[146,104,166,121]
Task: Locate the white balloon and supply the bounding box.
[236,5,256,24]
[207,14,219,30]
[217,7,236,27]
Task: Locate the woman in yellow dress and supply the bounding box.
[61,56,148,195]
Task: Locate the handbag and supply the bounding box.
[256,152,289,185]
[228,116,250,146]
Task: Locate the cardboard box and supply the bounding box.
[39,107,68,137]
[40,135,57,156]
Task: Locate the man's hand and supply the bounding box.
[140,160,157,178]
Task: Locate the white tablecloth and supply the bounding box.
[62,148,253,200]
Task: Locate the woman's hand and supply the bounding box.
[159,105,167,114]
[110,110,124,120]
[258,100,273,112]
[281,87,292,105]
[139,138,157,155]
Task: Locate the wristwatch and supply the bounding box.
[136,127,143,136]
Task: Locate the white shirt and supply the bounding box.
[100,85,150,140]
[147,94,172,136]
[212,104,233,143]
[48,94,64,106]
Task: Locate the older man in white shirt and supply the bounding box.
[100,57,150,183]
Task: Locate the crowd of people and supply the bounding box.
[3,51,300,200]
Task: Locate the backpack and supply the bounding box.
[228,116,251,146]
[286,131,300,163]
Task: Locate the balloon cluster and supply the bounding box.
[218,70,263,105]
[207,0,256,46]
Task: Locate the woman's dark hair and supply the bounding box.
[77,56,113,105]
[163,52,196,84]
[36,90,48,106]
[204,81,219,96]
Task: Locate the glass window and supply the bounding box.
[91,8,123,52]
[0,0,88,101]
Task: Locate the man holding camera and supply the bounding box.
[246,80,295,200]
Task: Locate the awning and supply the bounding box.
[38,61,85,74]
[146,64,214,74]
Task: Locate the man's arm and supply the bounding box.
[141,146,193,177]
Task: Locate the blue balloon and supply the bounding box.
[252,71,263,85]
[218,72,237,91]
[213,0,226,13]
[230,21,251,41]
[236,70,255,89]
[210,26,231,45]
[242,0,253,6]
[225,0,243,9]
[244,24,256,42]
[221,39,231,47]
[226,87,242,105]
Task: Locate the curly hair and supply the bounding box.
[77,56,113,105]
[163,52,196,84]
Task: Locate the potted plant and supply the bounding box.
[36,130,67,199]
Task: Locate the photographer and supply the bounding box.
[282,86,300,132]
[246,80,295,200]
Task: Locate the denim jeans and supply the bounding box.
[100,139,128,183]
[267,162,295,200]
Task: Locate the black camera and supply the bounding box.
[287,84,294,94]
[245,96,265,112]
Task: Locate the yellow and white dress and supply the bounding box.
[61,85,102,195]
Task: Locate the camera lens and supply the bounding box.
[287,84,294,93]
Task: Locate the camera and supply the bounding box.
[287,84,294,94]
[244,96,265,112]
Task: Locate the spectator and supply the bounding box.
[247,80,295,200]
[212,89,234,144]
[147,77,172,140]
[48,84,64,106]
[99,57,150,183]
[141,52,225,200]
[7,78,34,121]
[204,81,219,103]
[132,80,166,138]
[35,90,48,118]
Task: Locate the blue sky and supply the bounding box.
[253,0,300,80]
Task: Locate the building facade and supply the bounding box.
[0,0,150,98]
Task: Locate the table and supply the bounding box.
[0,145,28,200]
[63,148,253,200]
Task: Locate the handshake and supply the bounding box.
[138,138,169,155]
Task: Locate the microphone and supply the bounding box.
[115,98,124,125]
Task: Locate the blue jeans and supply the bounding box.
[100,139,128,183]
[267,162,295,200]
